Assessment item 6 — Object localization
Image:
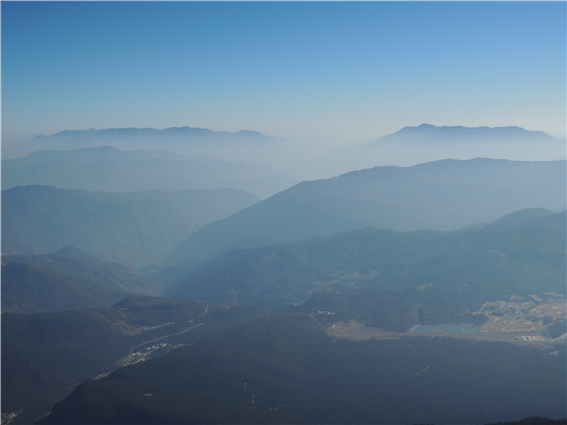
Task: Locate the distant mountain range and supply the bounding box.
[29,126,285,146]
[2,146,297,199]
[307,124,567,179]
[4,126,288,159]
[164,158,566,264]
[2,247,161,314]
[2,185,260,267]
[6,123,565,181]
[366,123,561,145]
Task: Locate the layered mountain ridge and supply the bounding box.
[5,126,287,159]
[2,146,296,198]
[165,158,566,264]
[306,124,566,179]
[164,209,566,319]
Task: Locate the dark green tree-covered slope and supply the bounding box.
[2,247,162,314]
[1,185,259,267]
[304,209,567,331]
[2,296,270,423]
[40,314,566,425]
[165,209,566,323]
[165,158,566,263]
[165,227,440,308]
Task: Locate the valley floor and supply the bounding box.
[325,294,566,344]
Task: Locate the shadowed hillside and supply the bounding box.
[2,296,271,423]
[164,209,566,322]
[39,314,566,425]
[2,185,260,267]
[2,247,163,313]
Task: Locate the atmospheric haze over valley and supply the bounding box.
[1,2,566,425]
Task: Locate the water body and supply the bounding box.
[411,324,497,335]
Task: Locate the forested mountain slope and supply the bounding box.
[2,247,162,313]
[40,314,566,425]
[2,296,270,423]
[165,209,566,320]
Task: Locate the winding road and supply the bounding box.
[4,304,210,424]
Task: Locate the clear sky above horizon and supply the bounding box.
[2,1,566,144]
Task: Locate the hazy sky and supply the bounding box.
[2,1,566,144]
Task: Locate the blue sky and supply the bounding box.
[2,1,566,143]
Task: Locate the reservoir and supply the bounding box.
[411,324,497,335]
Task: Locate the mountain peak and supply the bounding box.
[367,124,557,145]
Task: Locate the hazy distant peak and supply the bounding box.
[397,123,437,134]
[29,126,283,143]
[14,126,288,160]
[234,130,266,137]
[366,124,559,145]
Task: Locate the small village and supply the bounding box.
[478,294,566,340]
